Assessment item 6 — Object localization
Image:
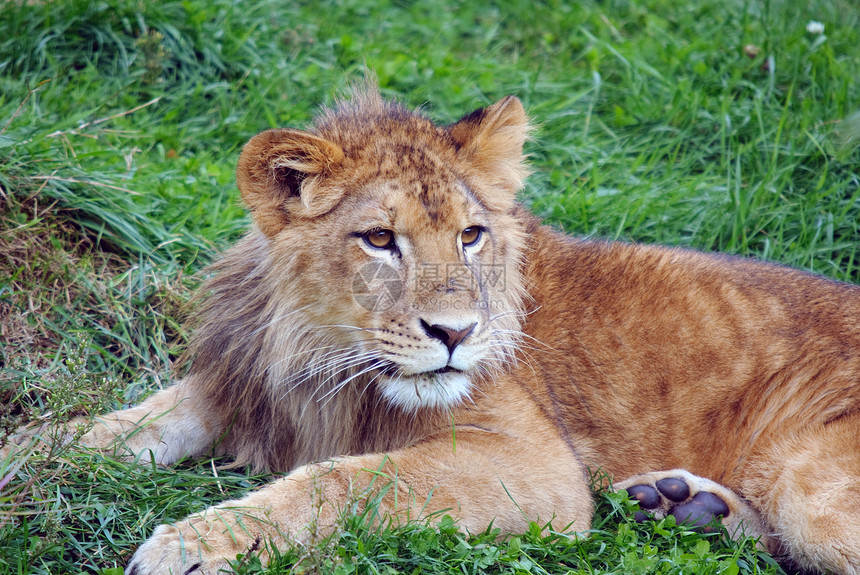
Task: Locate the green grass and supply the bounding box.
[1,0,858,573]
[234,487,780,575]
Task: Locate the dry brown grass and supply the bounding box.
[0,192,194,435]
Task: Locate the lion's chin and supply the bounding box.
[376,370,473,412]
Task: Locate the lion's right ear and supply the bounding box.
[236,128,345,237]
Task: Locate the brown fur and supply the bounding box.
[12,89,860,575]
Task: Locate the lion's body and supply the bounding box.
[16,90,860,574]
[520,228,860,485]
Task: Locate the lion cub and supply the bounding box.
[10,89,860,574]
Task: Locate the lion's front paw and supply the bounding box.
[126,522,239,575]
[615,469,775,551]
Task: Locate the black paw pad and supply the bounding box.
[633,511,651,523]
[670,491,730,528]
[627,484,661,509]
[655,477,690,502]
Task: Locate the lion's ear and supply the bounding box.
[236,128,345,236]
[447,96,531,210]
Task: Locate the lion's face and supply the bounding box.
[236,93,530,411]
[291,168,520,411]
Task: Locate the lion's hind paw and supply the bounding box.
[615,469,774,550]
[625,474,729,529]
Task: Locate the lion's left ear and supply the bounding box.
[447,96,531,210]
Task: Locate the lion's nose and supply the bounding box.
[420,320,477,354]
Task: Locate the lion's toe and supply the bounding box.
[125,522,226,575]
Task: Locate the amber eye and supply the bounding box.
[363,228,395,250]
[461,226,483,247]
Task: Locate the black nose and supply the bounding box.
[420,320,477,354]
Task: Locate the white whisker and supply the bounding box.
[317,360,389,410]
[490,329,553,351]
[311,324,379,333]
[278,349,384,399]
[292,351,383,395]
[487,305,538,324]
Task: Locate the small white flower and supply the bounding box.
[806,21,825,35]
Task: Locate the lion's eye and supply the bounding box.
[363,229,395,250]
[461,226,483,247]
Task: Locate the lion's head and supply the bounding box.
[185,89,532,468]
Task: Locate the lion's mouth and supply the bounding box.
[378,363,462,377]
[431,366,460,375]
